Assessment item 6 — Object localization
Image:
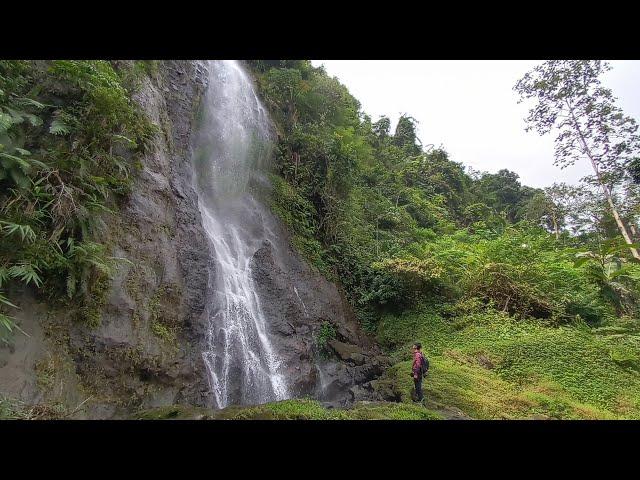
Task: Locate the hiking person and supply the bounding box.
[411,342,428,402]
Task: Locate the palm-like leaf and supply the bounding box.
[49,118,70,135]
[16,97,46,110]
[8,264,42,288]
[0,221,37,243]
[0,111,13,133]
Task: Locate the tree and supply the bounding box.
[474,169,533,223]
[393,114,421,155]
[525,183,575,240]
[373,116,391,139]
[621,161,640,241]
[628,158,640,185]
[515,60,640,260]
[526,192,561,238]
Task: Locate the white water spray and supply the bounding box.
[192,60,288,409]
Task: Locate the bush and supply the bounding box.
[0,60,153,340]
[315,321,337,358]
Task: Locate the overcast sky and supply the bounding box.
[310,60,640,189]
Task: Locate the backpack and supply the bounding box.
[420,353,430,378]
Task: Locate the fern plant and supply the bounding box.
[0,59,154,340]
[0,291,17,343]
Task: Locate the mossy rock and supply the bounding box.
[133,399,441,420]
[134,405,213,420]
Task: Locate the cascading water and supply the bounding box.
[192,60,288,409]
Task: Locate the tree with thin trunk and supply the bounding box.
[525,184,572,240]
[515,60,640,260]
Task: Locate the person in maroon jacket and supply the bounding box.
[411,342,424,402]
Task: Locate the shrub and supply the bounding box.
[315,321,337,358]
[0,60,153,339]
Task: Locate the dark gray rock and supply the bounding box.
[0,61,212,417]
[249,217,384,406]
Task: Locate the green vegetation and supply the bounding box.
[0,60,154,340]
[135,399,442,420]
[213,399,441,420]
[134,404,213,420]
[249,60,640,419]
[148,284,180,348]
[0,394,67,419]
[3,59,639,420]
[374,305,639,418]
[150,321,177,346]
[315,321,337,358]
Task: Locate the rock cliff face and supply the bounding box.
[62,60,215,416]
[0,61,385,418]
[1,61,212,418]
[250,225,390,406]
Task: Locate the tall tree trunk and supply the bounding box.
[567,101,640,260]
[586,153,639,260]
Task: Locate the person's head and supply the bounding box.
[412,342,421,353]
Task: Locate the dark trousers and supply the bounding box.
[413,376,423,401]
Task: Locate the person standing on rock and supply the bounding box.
[411,343,425,402]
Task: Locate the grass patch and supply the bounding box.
[0,395,68,419]
[148,284,179,348]
[135,399,441,420]
[214,399,441,420]
[77,273,111,329]
[375,305,640,419]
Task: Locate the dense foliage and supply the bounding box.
[0,60,153,340]
[248,60,640,418]
[248,60,640,331]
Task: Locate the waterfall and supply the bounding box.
[192,60,288,409]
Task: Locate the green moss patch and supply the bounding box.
[134,399,441,420]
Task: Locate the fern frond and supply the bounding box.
[14,147,30,156]
[26,157,47,170]
[5,107,25,124]
[111,134,137,148]
[50,118,70,135]
[0,112,13,133]
[23,113,43,127]
[8,263,42,288]
[16,97,46,110]
[0,221,37,243]
[0,151,31,170]
[9,169,30,189]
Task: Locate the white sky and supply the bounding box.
[310,60,640,189]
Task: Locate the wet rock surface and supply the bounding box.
[250,222,388,406]
[1,61,212,418]
[0,61,388,417]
